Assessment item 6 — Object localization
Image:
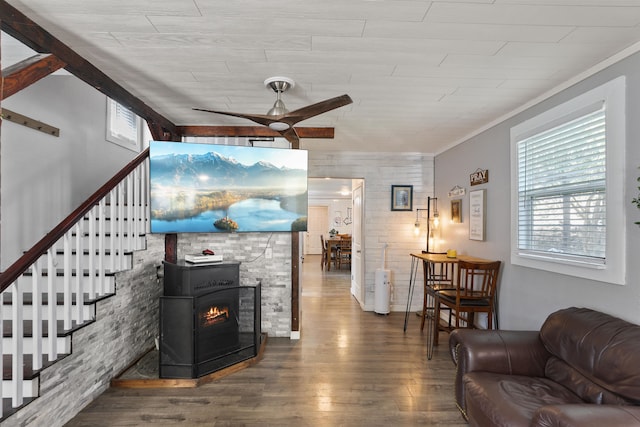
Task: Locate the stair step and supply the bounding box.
[2,353,67,382]
[3,295,94,323]
[3,292,111,306]
[23,250,133,275]
[3,318,96,339]
[16,275,116,296]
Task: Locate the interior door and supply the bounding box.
[305,206,328,255]
[351,181,364,305]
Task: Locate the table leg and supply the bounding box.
[425,289,436,360]
[403,256,419,332]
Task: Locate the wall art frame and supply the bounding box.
[469,189,486,240]
[451,199,462,223]
[391,185,413,211]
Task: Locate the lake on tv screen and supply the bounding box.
[151,198,305,233]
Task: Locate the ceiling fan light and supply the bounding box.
[269,122,290,131]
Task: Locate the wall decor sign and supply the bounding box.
[469,189,486,241]
[391,185,413,211]
[448,185,466,198]
[470,168,489,186]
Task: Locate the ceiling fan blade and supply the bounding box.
[279,127,300,149]
[280,94,353,126]
[193,108,278,128]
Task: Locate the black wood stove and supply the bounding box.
[159,261,261,379]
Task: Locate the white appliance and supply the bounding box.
[374,244,392,314]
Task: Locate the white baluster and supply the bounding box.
[110,189,116,273]
[127,173,134,250]
[11,283,24,407]
[0,291,4,418]
[133,168,141,249]
[144,160,151,234]
[88,209,96,300]
[47,247,58,360]
[31,259,43,371]
[63,232,72,331]
[75,223,84,324]
[118,181,125,271]
[98,199,106,296]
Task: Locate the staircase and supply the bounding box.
[0,149,150,421]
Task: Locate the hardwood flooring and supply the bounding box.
[64,255,466,426]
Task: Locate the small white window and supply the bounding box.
[106,98,142,151]
[510,77,626,285]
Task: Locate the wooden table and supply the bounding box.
[403,252,495,359]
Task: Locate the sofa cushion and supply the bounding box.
[540,307,640,403]
[464,372,584,427]
[545,356,631,405]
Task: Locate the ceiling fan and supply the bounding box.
[194,76,353,148]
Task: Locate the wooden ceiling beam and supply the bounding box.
[178,126,335,139]
[0,1,179,139]
[1,53,66,100]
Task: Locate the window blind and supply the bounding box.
[516,107,606,263]
[110,101,138,142]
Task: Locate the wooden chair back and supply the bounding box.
[456,260,501,301]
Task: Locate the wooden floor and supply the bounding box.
[64,255,466,426]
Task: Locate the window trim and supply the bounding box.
[510,76,626,285]
[105,98,142,152]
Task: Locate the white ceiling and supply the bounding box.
[5,0,640,154]
[308,178,353,200]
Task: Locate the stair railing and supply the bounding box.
[0,147,150,415]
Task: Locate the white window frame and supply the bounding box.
[510,76,626,285]
[106,98,142,152]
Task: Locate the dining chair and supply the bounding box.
[432,260,501,347]
[335,238,352,269]
[420,260,455,331]
[320,235,328,269]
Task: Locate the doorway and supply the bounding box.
[305,178,356,259]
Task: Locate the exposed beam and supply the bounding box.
[178,126,335,139]
[0,1,179,139]
[1,53,65,100]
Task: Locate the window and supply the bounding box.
[510,77,626,285]
[106,98,142,151]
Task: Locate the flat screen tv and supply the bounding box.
[149,141,308,233]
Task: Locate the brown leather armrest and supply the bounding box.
[449,329,551,417]
[532,404,640,427]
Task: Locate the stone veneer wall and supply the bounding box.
[9,235,165,427]
[174,232,293,338]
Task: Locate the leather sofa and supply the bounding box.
[448,307,640,426]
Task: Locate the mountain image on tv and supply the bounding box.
[149,141,308,233]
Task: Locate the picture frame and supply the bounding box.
[391,185,413,211]
[451,199,462,223]
[469,189,486,241]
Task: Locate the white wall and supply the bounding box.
[435,51,640,329]
[309,198,352,236]
[1,75,140,269]
[309,152,435,311]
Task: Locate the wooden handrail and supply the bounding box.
[0,148,150,293]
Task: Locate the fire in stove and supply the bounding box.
[200,305,230,327]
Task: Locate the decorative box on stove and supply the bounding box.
[159,261,261,379]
